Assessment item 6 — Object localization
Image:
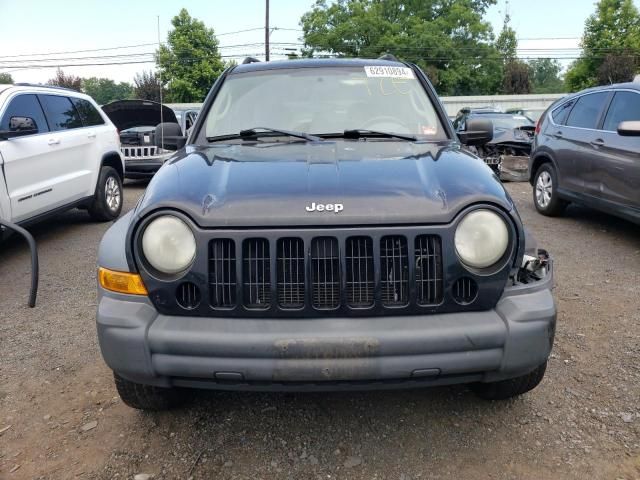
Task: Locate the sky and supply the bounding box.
[0,0,637,85]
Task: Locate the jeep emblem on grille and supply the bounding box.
[305,202,344,213]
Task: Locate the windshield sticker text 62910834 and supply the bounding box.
[364,66,415,79]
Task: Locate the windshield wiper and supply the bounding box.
[319,129,417,141]
[207,127,323,143]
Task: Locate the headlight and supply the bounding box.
[454,209,509,269]
[141,215,196,274]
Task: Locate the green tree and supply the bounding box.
[82,77,133,105]
[565,0,640,91]
[495,13,517,61]
[157,9,227,102]
[495,12,531,94]
[47,68,82,91]
[0,72,13,84]
[300,0,502,96]
[133,71,165,102]
[528,58,564,93]
[502,61,531,94]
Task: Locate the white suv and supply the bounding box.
[0,84,124,227]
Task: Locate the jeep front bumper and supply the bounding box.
[96,263,556,391]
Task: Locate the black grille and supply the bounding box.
[311,237,341,310]
[243,238,270,309]
[204,234,447,314]
[452,277,478,305]
[345,236,374,307]
[380,236,409,306]
[176,282,201,310]
[415,235,443,305]
[209,239,236,308]
[277,238,305,309]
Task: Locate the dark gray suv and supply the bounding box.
[529,82,640,223]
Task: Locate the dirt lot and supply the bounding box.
[1,181,639,480]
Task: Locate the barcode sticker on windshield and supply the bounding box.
[364,66,414,79]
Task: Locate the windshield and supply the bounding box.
[203,66,446,140]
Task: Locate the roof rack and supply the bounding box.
[13,82,79,93]
[242,57,261,65]
[378,53,399,62]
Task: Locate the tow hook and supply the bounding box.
[1,220,39,307]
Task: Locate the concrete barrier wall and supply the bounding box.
[439,93,567,117]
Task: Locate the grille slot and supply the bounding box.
[415,235,443,305]
[345,236,374,308]
[176,282,201,310]
[209,239,237,308]
[311,237,341,310]
[277,238,305,308]
[452,277,478,305]
[243,238,270,309]
[380,236,409,306]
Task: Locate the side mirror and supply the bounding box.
[617,120,640,137]
[154,122,187,151]
[0,116,39,140]
[0,220,39,307]
[457,118,493,146]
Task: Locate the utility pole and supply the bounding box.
[265,0,270,61]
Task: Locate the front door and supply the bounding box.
[560,91,611,198]
[595,90,640,210]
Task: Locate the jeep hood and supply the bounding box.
[135,141,514,227]
[101,99,177,131]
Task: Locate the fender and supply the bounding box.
[529,148,559,185]
[99,150,125,180]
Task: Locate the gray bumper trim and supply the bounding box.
[97,269,556,390]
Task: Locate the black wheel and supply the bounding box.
[89,166,123,221]
[114,372,187,411]
[532,163,567,216]
[472,362,547,400]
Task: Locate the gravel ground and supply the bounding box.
[0,181,639,480]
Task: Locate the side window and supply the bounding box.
[551,100,574,125]
[39,95,83,131]
[71,98,105,127]
[565,92,609,129]
[0,94,49,134]
[602,91,640,132]
[185,111,197,131]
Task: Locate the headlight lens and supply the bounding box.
[454,209,509,269]
[141,215,196,274]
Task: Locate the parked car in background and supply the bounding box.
[0,84,124,230]
[455,112,535,180]
[529,82,640,223]
[96,57,556,411]
[172,106,200,136]
[452,106,502,130]
[506,107,546,123]
[102,99,177,179]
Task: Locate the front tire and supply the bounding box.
[89,166,123,221]
[533,163,567,216]
[114,373,187,411]
[472,362,547,400]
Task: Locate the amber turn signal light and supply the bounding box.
[98,267,148,295]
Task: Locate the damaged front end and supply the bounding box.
[517,249,551,284]
[471,125,534,182]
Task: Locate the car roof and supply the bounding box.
[0,84,95,101]
[564,81,640,101]
[231,57,407,74]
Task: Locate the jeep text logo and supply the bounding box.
[305,202,344,213]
